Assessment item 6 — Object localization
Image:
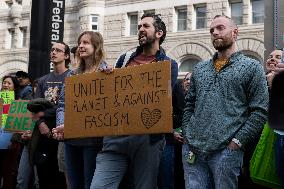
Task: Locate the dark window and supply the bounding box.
[129,14,138,35]
[177,8,187,31]
[231,2,243,25]
[179,57,201,72]
[252,0,264,23]
[196,6,206,29]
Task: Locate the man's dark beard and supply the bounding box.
[138,33,156,47]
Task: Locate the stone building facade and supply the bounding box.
[0,0,264,79]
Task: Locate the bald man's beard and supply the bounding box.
[212,32,234,51]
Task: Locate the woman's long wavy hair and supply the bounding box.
[76,31,106,74]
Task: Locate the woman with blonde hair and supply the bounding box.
[53,31,112,189]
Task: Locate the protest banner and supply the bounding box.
[64,61,172,138]
[4,100,35,132]
[0,91,14,104]
[0,91,15,127]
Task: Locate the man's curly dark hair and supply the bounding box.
[141,13,166,45]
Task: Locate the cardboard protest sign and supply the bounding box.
[4,100,35,132]
[64,61,172,138]
[0,91,14,127]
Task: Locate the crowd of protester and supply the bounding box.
[0,13,283,189]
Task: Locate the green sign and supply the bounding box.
[4,100,35,132]
[2,114,8,127]
[0,91,14,128]
[0,91,15,104]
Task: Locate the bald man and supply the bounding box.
[181,15,269,189]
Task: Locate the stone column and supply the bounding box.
[187,4,193,31]
[10,1,22,48]
[78,0,89,32]
[243,0,250,25]
[121,13,128,37]
[14,27,21,48]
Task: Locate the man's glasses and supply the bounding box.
[51,48,65,53]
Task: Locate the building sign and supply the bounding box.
[28,0,65,79]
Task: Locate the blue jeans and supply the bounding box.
[65,143,101,189]
[275,134,284,188]
[158,144,174,189]
[182,144,243,189]
[90,135,164,189]
[16,145,35,189]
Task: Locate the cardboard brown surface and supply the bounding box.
[4,100,35,132]
[64,61,172,138]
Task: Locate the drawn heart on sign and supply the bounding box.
[141,108,162,129]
